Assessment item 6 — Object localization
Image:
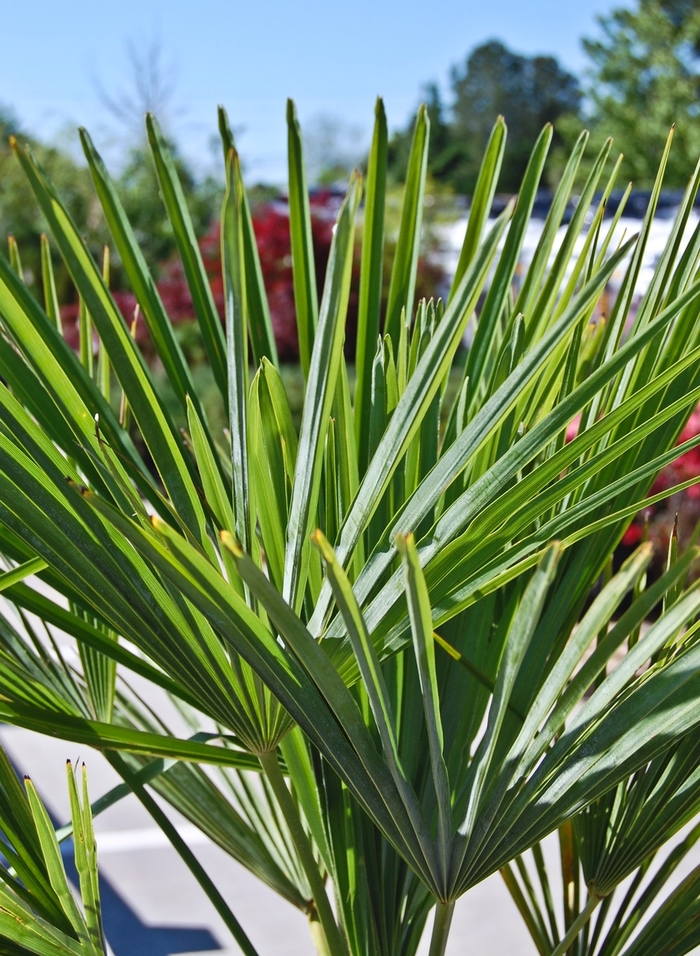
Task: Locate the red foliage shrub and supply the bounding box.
[60,188,444,363]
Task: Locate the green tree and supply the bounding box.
[388,42,581,193]
[576,0,700,187]
[0,106,97,298]
[0,103,220,302]
[387,83,466,186]
[449,40,581,192]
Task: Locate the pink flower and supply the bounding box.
[566,414,581,443]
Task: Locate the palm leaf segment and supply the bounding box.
[0,754,106,956]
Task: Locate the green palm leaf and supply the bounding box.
[4,102,700,956]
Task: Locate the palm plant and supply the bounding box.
[1,98,700,955]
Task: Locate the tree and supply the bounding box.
[576,0,700,187]
[0,35,222,313]
[449,40,582,192]
[0,105,98,299]
[388,42,581,193]
[386,82,469,187]
[96,38,180,145]
[95,38,222,271]
[303,113,365,184]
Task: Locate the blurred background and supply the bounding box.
[3,1,700,952]
[3,0,698,359]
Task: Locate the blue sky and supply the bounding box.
[2,0,622,183]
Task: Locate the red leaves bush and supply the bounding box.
[565,405,700,563]
[60,187,445,363]
[61,189,346,362]
[621,408,700,553]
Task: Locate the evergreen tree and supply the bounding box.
[387,41,581,194]
[450,41,581,192]
[575,0,700,187]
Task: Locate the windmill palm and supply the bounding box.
[0,100,699,955]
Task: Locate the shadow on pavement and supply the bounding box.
[62,843,222,955]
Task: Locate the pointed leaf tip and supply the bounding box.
[394,531,416,552]
[219,530,243,557]
[311,529,334,561]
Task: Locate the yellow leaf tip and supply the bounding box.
[546,540,562,557]
[219,530,243,557]
[310,529,331,555]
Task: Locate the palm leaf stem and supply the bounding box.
[258,751,347,956]
[428,900,455,956]
[550,893,599,956]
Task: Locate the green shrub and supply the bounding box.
[0,100,700,956]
